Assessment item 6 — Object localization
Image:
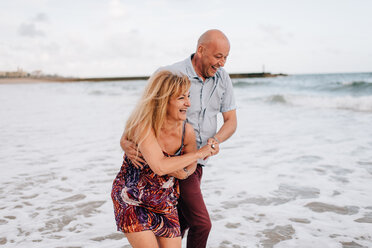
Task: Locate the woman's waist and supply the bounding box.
[120,184,179,212]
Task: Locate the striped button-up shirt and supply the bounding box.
[160,54,236,164]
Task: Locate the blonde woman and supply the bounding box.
[111,70,214,248]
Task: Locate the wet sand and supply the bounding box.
[0,78,66,84]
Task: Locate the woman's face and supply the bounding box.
[166,90,191,121]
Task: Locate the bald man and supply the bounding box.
[121,29,237,248]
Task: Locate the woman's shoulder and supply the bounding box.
[184,123,196,141]
[184,122,193,132]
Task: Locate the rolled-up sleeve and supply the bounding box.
[220,74,236,113]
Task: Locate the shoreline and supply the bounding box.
[0,77,72,84]
[0,72,287,84]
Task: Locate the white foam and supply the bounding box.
[1,80,371,247]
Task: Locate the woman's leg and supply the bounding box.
[125,230,159,248]
[157,236,182,248]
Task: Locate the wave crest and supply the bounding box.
[266,94,372,112]
[233,80,272,87]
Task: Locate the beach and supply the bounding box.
[0,78,56,84]
[1,73,372,247]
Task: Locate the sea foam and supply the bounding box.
[1,73,372,247]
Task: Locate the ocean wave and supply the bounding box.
[333,81,372,92]
[265,94,372,112]
[233,80,272,87]
[88,90,122,96]
[300,80,372,95]
[268,94,286,103]
[339,81,372,86]
[233,80,372,96]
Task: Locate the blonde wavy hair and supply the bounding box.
[125,70,191,147]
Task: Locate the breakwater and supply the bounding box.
[61,72,287,82]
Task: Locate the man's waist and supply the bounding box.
[197,160,207,167]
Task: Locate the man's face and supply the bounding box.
[198,39,230,79]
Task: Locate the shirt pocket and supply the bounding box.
[188,81,202,116]
[207,87,224,113]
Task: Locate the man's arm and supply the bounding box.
[120,132,146,168]
[208,109,237,155]
[215,109,237,143]
[138,128,213,176]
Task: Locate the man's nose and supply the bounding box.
[218,58,226,67]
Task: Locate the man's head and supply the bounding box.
[193,29,230,80]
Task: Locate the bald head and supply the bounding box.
[192,29,230,80]
[197,29,230,49]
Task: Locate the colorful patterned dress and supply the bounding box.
[111,123,186,238]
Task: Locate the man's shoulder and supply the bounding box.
[158,58,189,74]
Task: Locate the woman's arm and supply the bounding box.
[168,123,198,179]
[139,126,213,176]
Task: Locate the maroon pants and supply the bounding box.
[177,164,211,248]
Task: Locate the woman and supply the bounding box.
[111,70,214,248]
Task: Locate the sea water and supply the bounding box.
[0,73,371,247]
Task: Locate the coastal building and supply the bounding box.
[0,68,30,78]
[31,70,43,78]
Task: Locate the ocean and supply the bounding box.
[1,72,372,247]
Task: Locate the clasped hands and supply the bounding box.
[204,136,220,159]
[123,137,220,169]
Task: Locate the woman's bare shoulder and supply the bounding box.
[184,123,196,142]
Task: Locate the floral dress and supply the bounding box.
[111,122,186,238]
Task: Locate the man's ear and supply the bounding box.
[196,45,204,55]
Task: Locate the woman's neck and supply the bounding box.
[161,118,182,134]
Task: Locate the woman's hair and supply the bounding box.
[125,70,190,147]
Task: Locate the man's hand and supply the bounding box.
[208,137,220,155]
[121,137,146,169]
[203,137,220,160]
[168,169,186,179]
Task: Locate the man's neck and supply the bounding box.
[191,55,206,82]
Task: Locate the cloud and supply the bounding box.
[18,23,45,37]
[33,12,48,22]
[17,13,49,38]
[259,24,293,45]
[109,0,126,18]
[101,30,144,59]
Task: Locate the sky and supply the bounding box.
[0,0,371,77]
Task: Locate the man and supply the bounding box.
[121,29,237,248]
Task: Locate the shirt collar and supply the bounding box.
[185,54,220,81]
[185,54,199,79]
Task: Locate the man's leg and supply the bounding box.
[178,204,189,237]
[178,164,211,248]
